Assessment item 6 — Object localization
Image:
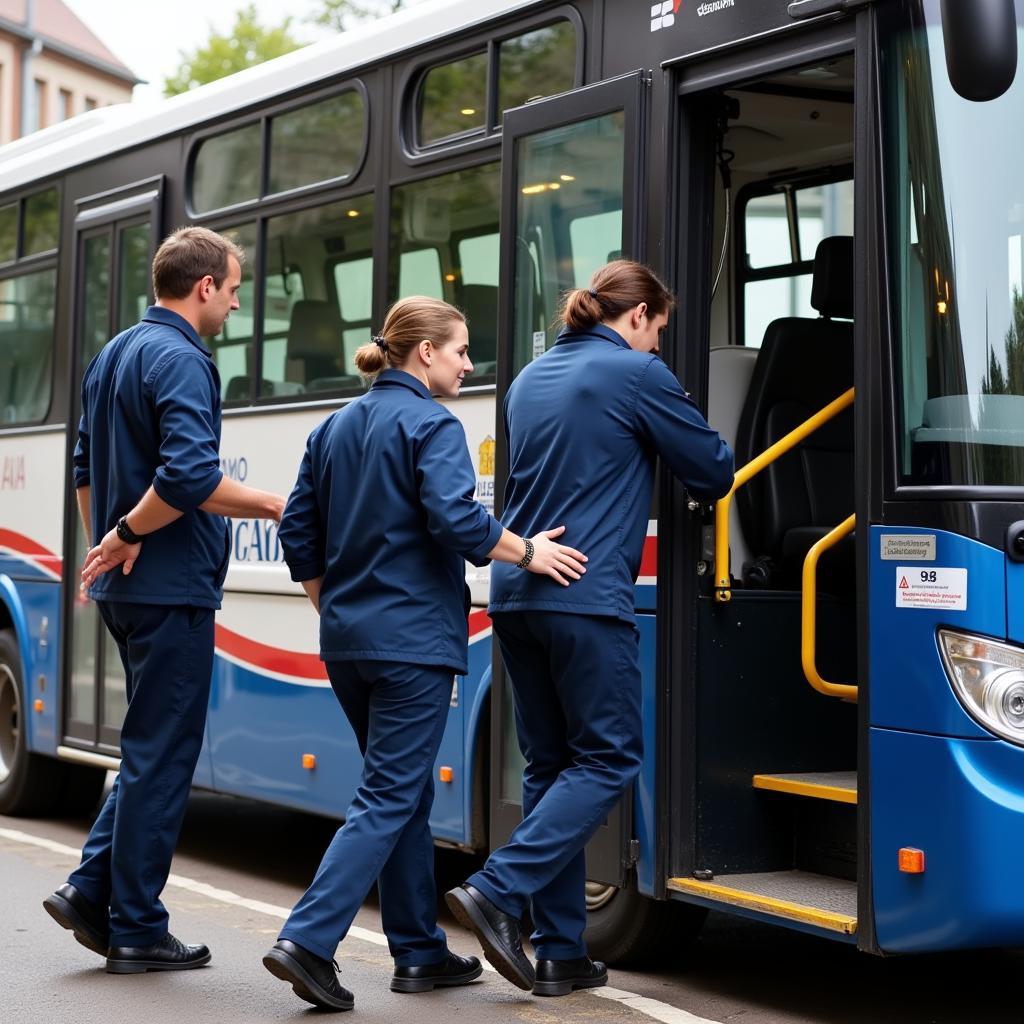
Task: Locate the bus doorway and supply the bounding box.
[668,49,866,943]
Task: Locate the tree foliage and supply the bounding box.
[164,5,305,97]
[309,0,407,34]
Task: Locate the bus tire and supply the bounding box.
[0,628,65,816]
[584,874,707,966]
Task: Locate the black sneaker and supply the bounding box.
[106,932,211,974]
[533,956,608,997]
[263,939,354,1012]
[43,883,109,957]
[391,951,483,993]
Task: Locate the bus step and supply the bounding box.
[667,870,857,935]
[752,770,857,804]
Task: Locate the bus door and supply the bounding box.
[61,179,162,757]
[491,72,648,888]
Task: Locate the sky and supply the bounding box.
[63,0,335,105]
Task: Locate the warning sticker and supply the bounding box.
[895,567,967,611]
[881,534,936,561]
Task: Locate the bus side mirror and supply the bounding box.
[1006,521,1024,563]
[941,0,1018,102]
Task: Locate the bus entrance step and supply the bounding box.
[752,770,857,804]
[667,871,857,935]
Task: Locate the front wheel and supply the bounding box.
[584,874,707,966]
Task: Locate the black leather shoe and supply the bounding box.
[263,939,354,1011]
[533,956,608,996]
[42,883,109,957]
[445,884,534,991]
[391,951,483,993]
[106,933,211,974]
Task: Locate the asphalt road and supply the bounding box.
[3,786,1024,1024]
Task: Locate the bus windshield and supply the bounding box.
[883,0,1024,488]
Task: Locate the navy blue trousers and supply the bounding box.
[279,660,453,965]
[68,601,214,946]
[468,612,643,960]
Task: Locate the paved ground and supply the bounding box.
[4,787,1024,1024]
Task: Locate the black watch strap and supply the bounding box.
[116,516,144,544]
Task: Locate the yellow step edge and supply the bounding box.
[752,773,857,805]
[668,878,858,935]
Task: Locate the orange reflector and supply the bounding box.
[302,753,317,770]
[439,766,453,783]
[33,699,44,713]
[898,847,925,873]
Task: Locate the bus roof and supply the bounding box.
[0,0,542,197]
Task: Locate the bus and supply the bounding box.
[2,0,1024,963]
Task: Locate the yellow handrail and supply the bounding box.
[801,514,858,701]
[714,387,854,602]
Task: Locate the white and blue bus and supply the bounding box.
[3,0,1024,962]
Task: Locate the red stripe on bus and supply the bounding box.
[0,529,63,578]
[639,535,658,579]
[215,623,328,680]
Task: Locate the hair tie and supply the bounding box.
[372,334,389,353]
[588,288,598,299]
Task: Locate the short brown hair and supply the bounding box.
[152,226,245,300]
[561,259,675,331]
[354,296,466,378]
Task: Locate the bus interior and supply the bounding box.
[685,52,861,932]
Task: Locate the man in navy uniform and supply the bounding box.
[43,226,286,974]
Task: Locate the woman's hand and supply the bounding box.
[527,526,588,586]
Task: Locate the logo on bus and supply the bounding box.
[650,0,682,32]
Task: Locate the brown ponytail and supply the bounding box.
[355,296,467,379]
[561,259,675,331]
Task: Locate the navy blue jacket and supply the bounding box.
[73,306,229,609]
[279,369,503,674]
[490,324,734,623]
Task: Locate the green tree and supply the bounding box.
[164,5,305,97]
[309,0,407,34]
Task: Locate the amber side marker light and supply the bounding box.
[33,699,44,713]
[302,753,317,770]
[439,766,453,783]
[898,847,925,873]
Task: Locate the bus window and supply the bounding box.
[116,222,151,333]
[0,268,56,423]
[510,111,625,373]
[399,249,443,298]
[496,21,576,117]
[262,195,373,396]
[208,222,258,402]
[81,233,111,364]
[192,124,261,214]
[332,255,373,375]
[269,90,366,195]
[417,51,487,146]
[0,204,15,263]
[742,178,853,346]
[23,188,58,255]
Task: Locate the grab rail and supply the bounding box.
[801,514,858,701]
[713,387,854,603]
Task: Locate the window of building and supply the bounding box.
[59,89,73,121]
[84,97,97,111]
[0,268,57,423]
[31,79,46,132]
[269,90,366,195]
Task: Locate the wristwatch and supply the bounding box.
[116,515,144,544]
[516,537,535,569]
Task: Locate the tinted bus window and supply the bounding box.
[81,233,111,364]
[208,222,258,402]
[0,205,15,263]
[117,223,152,333]
[0,268,57,423]
[192,124,261,213]
[23,188,58,255]
[497,22,576,116]
[418,52,487,146]
[262,196,373,395]
[332,255,373,375]
[269,91,366,195]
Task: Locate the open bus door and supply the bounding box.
[489,71,648,895]
[60,179,162,761]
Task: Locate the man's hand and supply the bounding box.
[526,526,588,587]
[81,528,142,587]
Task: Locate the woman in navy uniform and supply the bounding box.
[447,261,734,996]
[263,296,587,1012]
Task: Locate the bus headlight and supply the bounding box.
[939,629,1024,746]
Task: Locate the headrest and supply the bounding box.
[287,300,343,359]
[460,284,498,361]
[810,236,853,320]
